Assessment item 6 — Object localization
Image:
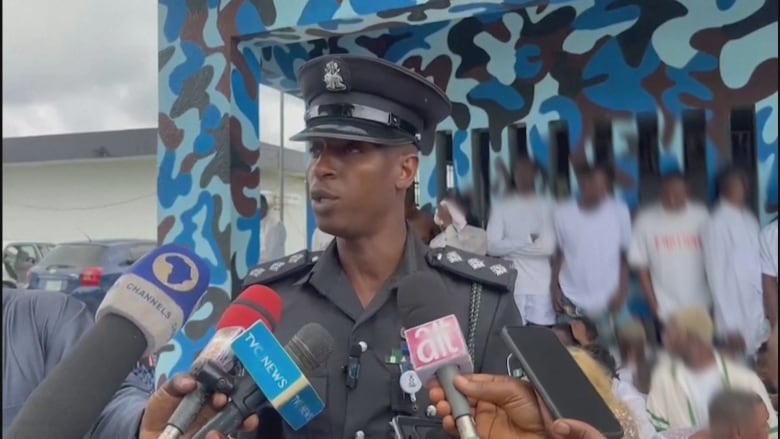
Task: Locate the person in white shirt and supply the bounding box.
[259,194,287,262]
[628,173,711,325]
[486,157,556,325]
[646,308,777,435]
[430,191,487,255]
[760,219,778,327]
[552,165,632,342]
[311,228,334,252]
[701,167,769,357]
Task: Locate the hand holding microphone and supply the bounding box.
[8,244,210,439]
[159,285,283,439]
[191,321,335,438]
[139,374,260,439]
[397,272,479,439]
[428,374,607,439]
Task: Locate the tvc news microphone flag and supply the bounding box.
[96,243,210,356]
[404,314,473,384]
[160,286,283,439]
[231,320,325,430]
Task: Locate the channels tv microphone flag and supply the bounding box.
[160,285,283,439]
[8,244,210,439]
[192,321,335,438]
[398,272,479,439]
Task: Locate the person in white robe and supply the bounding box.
[760,219,778,327]
[429,193,487,255]
[486,157,557,326]
[259,194,287,262]
[701,167,769,357]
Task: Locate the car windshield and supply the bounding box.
[38,244,107,268]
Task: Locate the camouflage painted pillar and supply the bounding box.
[612,118,639,210]
[756,93,778,225]
[156,0,261,383]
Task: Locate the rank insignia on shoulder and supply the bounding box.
[426,247,517,293]
[243,250,323,287]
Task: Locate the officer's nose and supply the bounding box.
[308,146,339,181]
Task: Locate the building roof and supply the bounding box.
[3,128,156,163]
[2,128,308,174]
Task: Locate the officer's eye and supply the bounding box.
[345,142,365,154]
[308,143,323,158]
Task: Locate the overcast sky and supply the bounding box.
[2,0,304,149]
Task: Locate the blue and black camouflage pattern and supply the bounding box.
[155,0,778,384]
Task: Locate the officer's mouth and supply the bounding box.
[310,188,339,209]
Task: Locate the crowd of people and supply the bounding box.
[400,156,779,438]
[3,52,778,439]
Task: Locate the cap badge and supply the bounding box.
[323,60,347,92]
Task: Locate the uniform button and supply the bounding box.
[358,341,368,352]
[354,430,365,439]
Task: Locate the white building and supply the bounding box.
[2,127,311,255]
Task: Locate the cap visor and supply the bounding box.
[290,117,415,146]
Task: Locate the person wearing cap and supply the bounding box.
[645,308,777,436]
[241,54,521,439]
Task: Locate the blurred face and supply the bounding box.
[438,204,453,227]
[514,159,536,192]
[307,138,417,238]
[663,321,686,356]
[661,179,689,211]
[578,170,609,205]
[723,175,748,207]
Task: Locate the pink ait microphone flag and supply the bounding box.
[403,314,473,385]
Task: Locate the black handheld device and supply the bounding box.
[500,325,624,439]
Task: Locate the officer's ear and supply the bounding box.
[394,144,419,192]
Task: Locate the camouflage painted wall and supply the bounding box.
[156,0,778,382]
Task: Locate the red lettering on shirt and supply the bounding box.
[654,234,702,252]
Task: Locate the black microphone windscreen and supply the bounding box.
[8,314,147,438]
[397,272,454,328]
[285,322,335,375]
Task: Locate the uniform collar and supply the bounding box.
[298,223,429,322]
[295,223,429,290]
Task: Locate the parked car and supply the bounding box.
[26,239,157,314]
[2,240,56,288]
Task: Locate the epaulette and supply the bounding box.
[242,250,323,287]
[426,246,517,293]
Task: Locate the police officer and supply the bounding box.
[244,54,522,439]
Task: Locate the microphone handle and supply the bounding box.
[8,314,147,439]
[191,375,268,439]
[437,365,480,439]
[159,383,208,439]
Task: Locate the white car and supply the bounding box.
[2,241,56,289]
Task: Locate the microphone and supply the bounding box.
[398,272,479,439]
[160,285,283,439]
[192,322,335,438]
[8,244,210,439]
[345,342,364,389]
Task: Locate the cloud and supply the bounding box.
[1,0,305,145]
